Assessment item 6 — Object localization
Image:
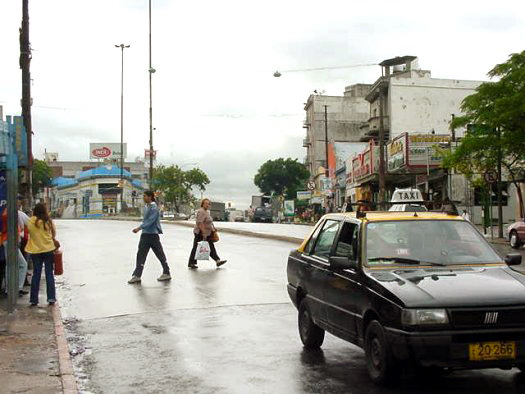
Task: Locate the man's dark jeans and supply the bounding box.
[30,251,55,305]
[133,234,170,277]
[188,233,219,265]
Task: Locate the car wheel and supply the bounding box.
[365,320,397,385]
[510,231,522,249]
[298,299,325,349]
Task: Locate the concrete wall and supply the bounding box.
[388,72,482,138]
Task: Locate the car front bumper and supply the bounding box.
[385,327,525,368]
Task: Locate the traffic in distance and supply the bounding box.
[287,207,524,384]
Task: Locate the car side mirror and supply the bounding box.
[505,253,522,266]
[329,256,358,270]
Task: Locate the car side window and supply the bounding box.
[334,222,359,260]
[304,220,324,255]
[311,220,340,259]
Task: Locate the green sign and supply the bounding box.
[284,200,295,217]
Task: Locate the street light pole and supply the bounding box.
[148,0,155,190]
[21,0,32,208]
[378,89,386,210]
[115,43,130,213]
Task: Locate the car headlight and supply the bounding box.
[401,309,449,326]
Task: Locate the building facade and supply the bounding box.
[303,84,371,178]
[50,166,144,217]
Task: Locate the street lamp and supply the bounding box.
[115,43,130,213]
[148,0,155,190]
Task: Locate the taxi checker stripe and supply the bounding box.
[484,312,498,324]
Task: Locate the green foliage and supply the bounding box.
[254,158,309,200]
[153,165,210,211]
[32,159,52,195]
[444,51,525,216]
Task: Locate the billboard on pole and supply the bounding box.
[90,143,127,160]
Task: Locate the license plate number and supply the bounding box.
[469,341,516,361]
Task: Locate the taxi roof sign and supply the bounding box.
[390,188,423,204]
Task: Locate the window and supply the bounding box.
[334,222,359,260]
[311,220,340,258]
[304,220,324,255]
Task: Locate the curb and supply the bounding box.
[168,221,305,244]
[52,304,78,394]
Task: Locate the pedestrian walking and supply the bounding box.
[188,198,227,269]
[128,191,171,284]
[25,203,57,306]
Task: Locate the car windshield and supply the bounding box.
[365,220,503,266]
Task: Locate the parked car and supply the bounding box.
[287,210,523,384]
[174,212,188,220]
[161,211,175,219]
[508,220,525,249]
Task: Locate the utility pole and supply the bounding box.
[324,105,329,176]
[378,89,386,210]
[497,126,503,238]
[20,0,32,207]
[115,44,130,213]
[148,0,155,189]
[324,105,330,213]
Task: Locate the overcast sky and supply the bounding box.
[1,0,524,208]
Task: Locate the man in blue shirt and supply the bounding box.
[128,191,171,284]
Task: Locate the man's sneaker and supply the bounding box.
[128,276,141,284]
[157,274,172,281]
[216,260,227,267]
[188,263,198,269]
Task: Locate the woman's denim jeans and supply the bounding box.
[30,251,55,305]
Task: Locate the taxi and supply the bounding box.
[388,188,428,212]
[286,209,524,384]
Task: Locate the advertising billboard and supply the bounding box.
[90,143,127,160]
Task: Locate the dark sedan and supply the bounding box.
[287,211,524,384]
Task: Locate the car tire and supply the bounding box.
[365,320,397,385]
[510,231,522,249]
[298,299,325,349]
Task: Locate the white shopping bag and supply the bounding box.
[195,241,210,260]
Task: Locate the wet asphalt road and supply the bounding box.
[56,220,525,394]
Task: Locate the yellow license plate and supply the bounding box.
[469,341,516,361]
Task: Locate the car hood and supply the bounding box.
[368,266,525,308]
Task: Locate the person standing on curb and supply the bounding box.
[188,198,227,269]
[26,203,57,306]
[128,191,171,284]
[0,197,30,297]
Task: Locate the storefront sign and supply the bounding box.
[387,134,406,172]
[387,133,451,172]
[284,200,295,217]
[407,134,450,168]
[297,191,312,201]
[90,143,127,160]
[351,142,379,181]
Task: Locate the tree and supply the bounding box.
[32,159,52,196]
[254,158,309,200]
[445,51,525,233]
[152,165,210,212]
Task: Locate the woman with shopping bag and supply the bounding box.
[188,198,226,269]
[25,203,58,306]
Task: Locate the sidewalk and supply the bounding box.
[0,292,76,393]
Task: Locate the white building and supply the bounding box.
[50,165,145,217]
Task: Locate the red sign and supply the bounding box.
[91,146,112,158]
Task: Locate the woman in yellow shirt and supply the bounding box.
[26,203,57,306]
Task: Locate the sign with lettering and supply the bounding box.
[407,133,450,168]
[387,134,406,172]
[351,141,378,181]
[90,143,127,160]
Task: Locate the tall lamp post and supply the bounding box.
[148,0,156,189]
[115,43,130,213]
